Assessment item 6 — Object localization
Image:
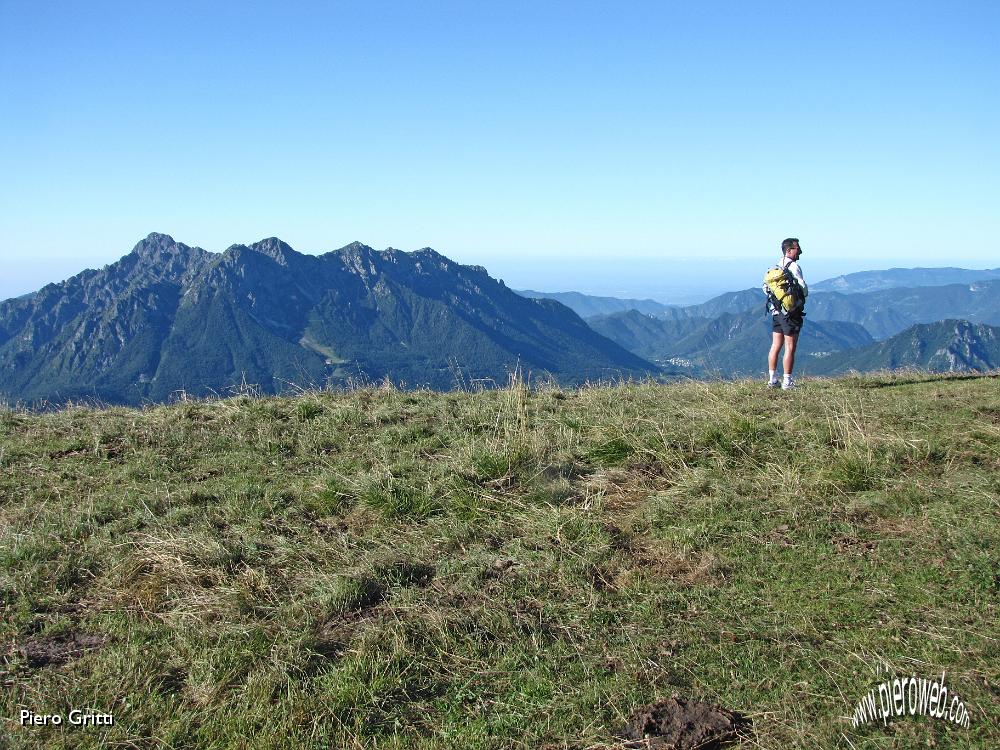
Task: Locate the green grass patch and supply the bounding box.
[2,374,999,748]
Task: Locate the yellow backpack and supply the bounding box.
[764,265,805,314]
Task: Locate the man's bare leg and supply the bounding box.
[782,333,798,375]
[768,332,783,372]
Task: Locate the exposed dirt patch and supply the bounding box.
[483,556,519,581]
[619,697,749,749]
[832,535,877,557]
[17,632,106,668]
[585,563,617,591]
[47,447,87,459]
[584,468,656,513]
[869,514,931,538]
[974,406,1000,424]
[314,606,382,659]
[618,542,721,588]
[767,524,794,547]
[603,522,633,552]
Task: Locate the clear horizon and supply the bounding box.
[2,2,997,302]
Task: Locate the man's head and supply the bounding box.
[781,237,801,259]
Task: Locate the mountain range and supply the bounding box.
[528,278,1000,340]
[584,283,1000,377]
[812,267,1000,294]
[626,282,1000,341]
[0,234,657,405]
[4,236,999,405]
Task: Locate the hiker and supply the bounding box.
[765,238,807,390]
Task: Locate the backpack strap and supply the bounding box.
[764,266,781,314]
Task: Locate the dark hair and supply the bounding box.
[781,238,800,255]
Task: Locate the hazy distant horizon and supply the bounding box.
[479,254,916,305]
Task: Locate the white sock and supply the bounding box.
[783,373,792,384]
[768,369,777,383]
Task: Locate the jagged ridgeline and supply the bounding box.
[0,234,658,405]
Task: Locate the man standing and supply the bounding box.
[766,238,807,390]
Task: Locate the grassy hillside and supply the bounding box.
[2,374,999,749]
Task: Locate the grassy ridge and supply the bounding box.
[1,374,998,748]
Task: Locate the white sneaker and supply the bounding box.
[781,377,796,390]
[767,379,781,389]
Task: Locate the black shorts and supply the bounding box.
[772,311,804,336]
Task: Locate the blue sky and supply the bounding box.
[1,1,997,301]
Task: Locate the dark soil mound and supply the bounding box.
[18,633,106,667]
[620,697,749,749]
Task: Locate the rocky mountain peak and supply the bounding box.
[243,237,298,266]
[412,247,446,262]
[334,241,377,258]
[335,242,381,278]
[338,242,379,265]
[126,233,209,285]
[410,247,455,275]
[132,232,180,258]
[220,238,297,268]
